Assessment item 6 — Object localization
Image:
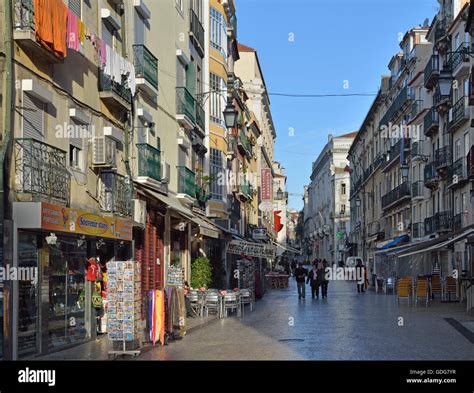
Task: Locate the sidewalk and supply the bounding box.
[34,313,220,360]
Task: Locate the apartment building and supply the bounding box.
[304,132,355,266]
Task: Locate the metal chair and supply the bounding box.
[415,277,430,307]
[445,277,458,302]
[222,292,240,318]
[239,289,254,315]
[186,291,202,317]
[203,292,221,318]
[431,275,442,300]
[383,277,396,294]
[397,277,412,305]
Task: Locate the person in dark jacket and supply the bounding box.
[306,262,321,298]
[320,259,329,299]
[290,259,297,277]
[294,262,308,299]
[356,259,366,293]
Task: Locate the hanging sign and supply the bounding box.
[260,168,271,201]
[227,240,276,258]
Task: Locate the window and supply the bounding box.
[210,148,224,200]
[22,93,45,141]
[341,183,346,195]
[340,205,346,214]
[210,8,227,57]
[210,73,225,124]
[69,145,82,169]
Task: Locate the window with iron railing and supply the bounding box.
[99,171,132,216]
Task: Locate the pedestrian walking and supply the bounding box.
[306,262,321,298]
[320,259,329,299]
[356,259,366,293]
[294,262,308,299]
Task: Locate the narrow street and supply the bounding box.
[138,279,474,361]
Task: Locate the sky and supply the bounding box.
[235,0,440,210]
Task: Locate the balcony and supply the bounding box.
[435,146,451,170]
[434,84,450,109]
[424,161,439,188]
[411,141,424,161]
[435,17,451,43]
[238,130,252,158]
[99,171,132,217]
[195,102,205,135]
[136,143,161,183]
[99,70,132,111]
[448,96,469,132]
[424,55,440,89]
[189,9,205,57]
[411,180,424,200]
[383,138,410,171]
[13,0,63,63]
[424,216,435,235]
[448,42,471,77]
[177,166,197,199]
[408,100,424,123]
[448,157,468,189]
[133,45,158,97]
[176,87,196,129]
[453,212,469,231]
[467,145,474,179]
[423,107,439,137]
[381,181,410,210]
[412,222,425,239]
[380,86,415,127]
[434,211,451,233]
[14,138,70,204]
[238,180,253,201]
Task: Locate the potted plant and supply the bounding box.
[190,257,213,289]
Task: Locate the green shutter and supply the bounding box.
[186,62,196,97]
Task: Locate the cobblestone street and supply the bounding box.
[136,279,474,360]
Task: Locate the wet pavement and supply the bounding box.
[138,279,474,360]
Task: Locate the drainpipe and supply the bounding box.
[2,0,14,359]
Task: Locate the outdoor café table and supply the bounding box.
[265,273,289,288]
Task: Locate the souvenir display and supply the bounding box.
[166,265,184,286]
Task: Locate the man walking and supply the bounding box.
[290,259,297,277]
[307,262,320,298]
[294,262,308,299]
[320,259,329,299]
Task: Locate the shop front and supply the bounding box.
[9,202,132,359]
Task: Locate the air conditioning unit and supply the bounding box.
[133,199,146,226]
[160,161,170,183]
[92,137,116,167]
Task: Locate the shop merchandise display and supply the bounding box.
[237,259,255,291]
[107,261,141,357]
[166,265,184,286]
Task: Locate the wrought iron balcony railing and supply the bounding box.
[14,0,34,30]
[423,107,439,136]
[136,144,161,182]
[424,216,435,235]
[434,84,450,107]
[238,130,252,157]
[468,145,474,178]
[434,211,451,232]
[99,70,132,104]
[380,86,415,127]
[240,180,252,199]
[448,42,470,74]
[189,9,205,55]
[411,141,423,158]
[381,181,410,209]
[424,55,440,89]
[176,87,196,124]
[453,212,466,231]
[435,146,451,169]
[384,138,410,168]
[448,96,469,131]
[409,100,424,122]
[133,44,158,90]
[14,138,70,204]
[99,171,132,216]
[177,166,196,198]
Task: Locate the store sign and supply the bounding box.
[252,228,268,240]
[260,168,271,201]
[258,201,274,212]
[200,227,219,239]
[41,203,132,241]
[227,240,276,258]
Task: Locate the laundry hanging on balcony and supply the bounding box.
[66,8,79,51]
[103,44,136,96]
[34,0,68,59]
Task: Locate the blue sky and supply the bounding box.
[235,0,439,210]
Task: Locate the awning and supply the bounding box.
[270,240,302,254]
[374,242,415,256]
[379,234,409,250]
[227,239,276,258]
[398,228,474,258]
[191,215,221,239]
[143,189,194,219]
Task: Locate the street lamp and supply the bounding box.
[401,160,409,182]
[438,68,453,97]
[355,197,361,207]
[223,102,238,128]
[276,187,284,200]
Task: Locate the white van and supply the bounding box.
[345,257,364,268]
